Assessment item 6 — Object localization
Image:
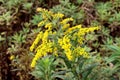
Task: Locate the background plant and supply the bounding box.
[106,45,120,79]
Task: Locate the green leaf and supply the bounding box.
[59,56,72,68]
[0,0,4,3]
[0,35,5,41]
[23,3,33,10]
[31,14,43,25]
[52,71,66,79]
[107,45,120,54]
[82,63,97,80]
[77,0,83,4]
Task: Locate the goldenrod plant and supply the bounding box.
[30,8,100,80]
[30,7,99,68]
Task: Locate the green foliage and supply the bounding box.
[77,0,83,4]
[11,33,26,45]
[106,45,120,79]
[107,45,120,67]
[31,56,57,80]
[62,57,98,80]
[31,14,43,25]
[51,0,85,24]
[0,34,5,41]
[95,2,112,21]
[5,0,24,9]
[23,3,33,10]
[31,55,98,80]
[109,12,120,23]
[0,11,12,25]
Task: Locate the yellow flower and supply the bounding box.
[36,7,43,12]
[62,24,70,30]
[42,30,49,43]
[60,18,73,24]
[9,55,15,60]
[45,23,52,30]
[64,25,81,34]
[77,36,84,44]
[36,7,48,13]
[58,36,73,60]
[36,7,53,16]
[77,26,99,36]
[43,10,53,18]
[48,11,53,16]
[38,20,46,27]
[83,52,90,58]
[79,47,90,58]
[73,47,90,59]
[30,53,42,68]
[31,41,53,67]
[30,60,36,68]
[52,31,57,34]
[65,49,73,61]
[52,13,64,19]
[42,14,47,19]
[53,47,58,57]
[30,32,43,51]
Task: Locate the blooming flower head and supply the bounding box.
[45,23,52,31]
[64,25,82,34]
[30,32,43,52]
[52,13,64,19]
[58,36,73,60]
[31,41,53,67]
[62,24,70,30]
[60,18,73,24]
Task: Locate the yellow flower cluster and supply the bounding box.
[30,8,100,67]
[60,18,73,24]
[38,20,46,27]
[62,24,70,30]
[64,25,99,44]
[52,13,64,19]
[36,7,44,12]
[45,23,52,31]
[77,27,99,36]
[58,36,73,60]
[36,7,53,15]
[30,29,53,67]
[42,30,49,43]
[53,47,58,57]
[73,47,90,58]
[58,35,90,60]
[36,7,53,21]
[30,32,43,52]
[64,25,82,34]
[31,41,53,67]
[77,26,99,44]
[37,8,65,29]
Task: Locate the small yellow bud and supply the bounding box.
[10,55,15,60]
[36,7,42,12]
